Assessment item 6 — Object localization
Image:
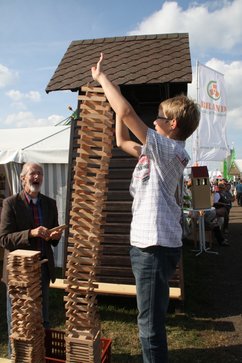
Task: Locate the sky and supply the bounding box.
[0,0,242,162]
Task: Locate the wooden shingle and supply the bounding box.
[46,33,192,93]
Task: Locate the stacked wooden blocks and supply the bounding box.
[65,85,114,363]
[7,249,45,363]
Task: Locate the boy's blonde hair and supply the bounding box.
[160,95,200,140]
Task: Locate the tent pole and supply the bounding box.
[192,60,199,165]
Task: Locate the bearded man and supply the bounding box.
[0,162,63,357]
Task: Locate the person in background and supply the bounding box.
[224,182,235,209]
[213,182,230,237]
[0,162,63,357]
[91,53,200,363]
[235,179,242,206]
[204,209,229,246]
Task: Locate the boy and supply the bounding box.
[91,53,200,363]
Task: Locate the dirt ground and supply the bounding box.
[182,202,242,360]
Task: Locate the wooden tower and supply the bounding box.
[7,250,45,363]
[64,85,113,362]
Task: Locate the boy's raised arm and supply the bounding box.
[91,53,148,145]
[115,115,142,158]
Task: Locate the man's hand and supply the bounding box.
[49,230,63,241]
[29,226,50,240]
[29,224,67,241]
[91,52,104,82]
[48,224,67,241]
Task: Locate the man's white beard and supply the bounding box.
[29,184,41,193]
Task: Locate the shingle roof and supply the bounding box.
[46,33,192,93]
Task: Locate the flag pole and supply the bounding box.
[193,60,199,165]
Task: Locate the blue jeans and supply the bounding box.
[130,245,182,363]
[6,263,50,358]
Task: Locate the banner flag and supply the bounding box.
[193,62,229,162]
[228,145,236,177]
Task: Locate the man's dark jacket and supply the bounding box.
[0,190,60,283]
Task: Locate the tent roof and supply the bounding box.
[0,126,70,164]
[229,159,242,175]
[235,160,242,172]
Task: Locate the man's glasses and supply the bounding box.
[156,115,171,122]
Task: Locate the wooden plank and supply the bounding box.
[81,86,105,94]
[73,182,108,195]
[50,279,182,300]
[70,209,101,222]
[105,212,132,223]
[75,137,111,148]
[80,111,111,120]
[80,101,111,112]
[109,157,137,168]
[79,120,113,131]
[103,223,131,233]
[104,201,132,212]
[80,112,114,125]
[75,155,111,166]
[106,191,132,201]
[72,191,106,203]
[107,179,132,190]
[79,129,113,141]
[79,94,107,102]
[77,147,112,158]
[80,142,113,154]
[98,264,130,278]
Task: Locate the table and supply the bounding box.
[184,208,218,256]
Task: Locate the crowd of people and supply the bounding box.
[183,177,241,247]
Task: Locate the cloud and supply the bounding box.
[6,89,41,102]
[0,64,18,88]
[205,58,242,110]
[128,0,242,54]
[47,114,65,125]
[2,111,64,128]
[228,106,242,130]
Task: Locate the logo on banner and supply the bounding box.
[207,80,220,100]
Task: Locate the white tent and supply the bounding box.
[0,125,71,267]
[0,126,70,164]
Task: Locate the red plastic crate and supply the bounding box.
[45,329,112,363]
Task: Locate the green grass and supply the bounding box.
[0,288,237,363]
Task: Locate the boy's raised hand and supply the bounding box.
[91,52,104,81]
